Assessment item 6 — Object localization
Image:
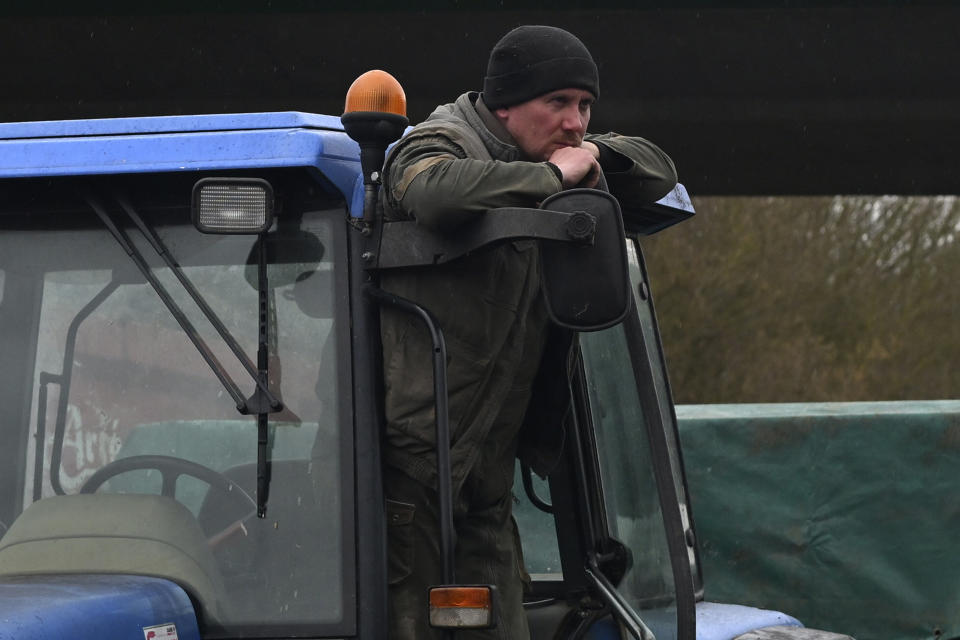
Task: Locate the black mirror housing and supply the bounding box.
[539,189,631,332]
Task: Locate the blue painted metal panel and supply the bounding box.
[0,112,365,217]
[0,111,342,140]
[696,602,801,640]
[584,617,621,639]
[0,574,201,640]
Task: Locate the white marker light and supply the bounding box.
[192,178,273,234]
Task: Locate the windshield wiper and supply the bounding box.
[116,194,282,414]
[85,192,280,412]
[85,192,282,516]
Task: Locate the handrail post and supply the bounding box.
[366,286,456,586]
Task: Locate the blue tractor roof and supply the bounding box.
[0,111,367,216]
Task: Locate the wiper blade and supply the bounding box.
[84,193,280,414]
[115,194,281,413]
[86,190,286,517]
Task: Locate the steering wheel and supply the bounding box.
[80,454,257,547]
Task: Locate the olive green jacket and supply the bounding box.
[378,92,676,494]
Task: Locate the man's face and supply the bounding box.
[495,88,595,161]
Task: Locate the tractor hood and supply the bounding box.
[0,574,201,640]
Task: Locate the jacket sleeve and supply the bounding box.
[586,132,679,206]
[384,133,563,232]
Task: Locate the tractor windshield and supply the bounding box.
[0,171,354,638]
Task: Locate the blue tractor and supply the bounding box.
[0,71,848,640]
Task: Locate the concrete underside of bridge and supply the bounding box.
[2,3,957,195]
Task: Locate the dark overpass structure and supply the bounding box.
[2,2,956,195]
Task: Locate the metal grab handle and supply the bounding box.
[365,286,456,586]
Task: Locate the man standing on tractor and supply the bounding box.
[378,25,678,639]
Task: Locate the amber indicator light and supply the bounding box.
[344,69,407,116]
[429,587,492,609]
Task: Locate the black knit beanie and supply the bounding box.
[483,25,599,110]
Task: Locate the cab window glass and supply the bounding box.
[628,240,699,591]
[0,175,352,638]
[581,324,678,639]
[513,467,561,579]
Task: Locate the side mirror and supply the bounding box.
[538,189,630,331]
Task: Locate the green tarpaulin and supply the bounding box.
[678,401,960,640]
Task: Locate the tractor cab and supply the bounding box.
[0,74,846,640]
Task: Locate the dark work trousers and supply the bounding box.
[384,274,548,640]
[385,468,530,640]
[385,379,537,640]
